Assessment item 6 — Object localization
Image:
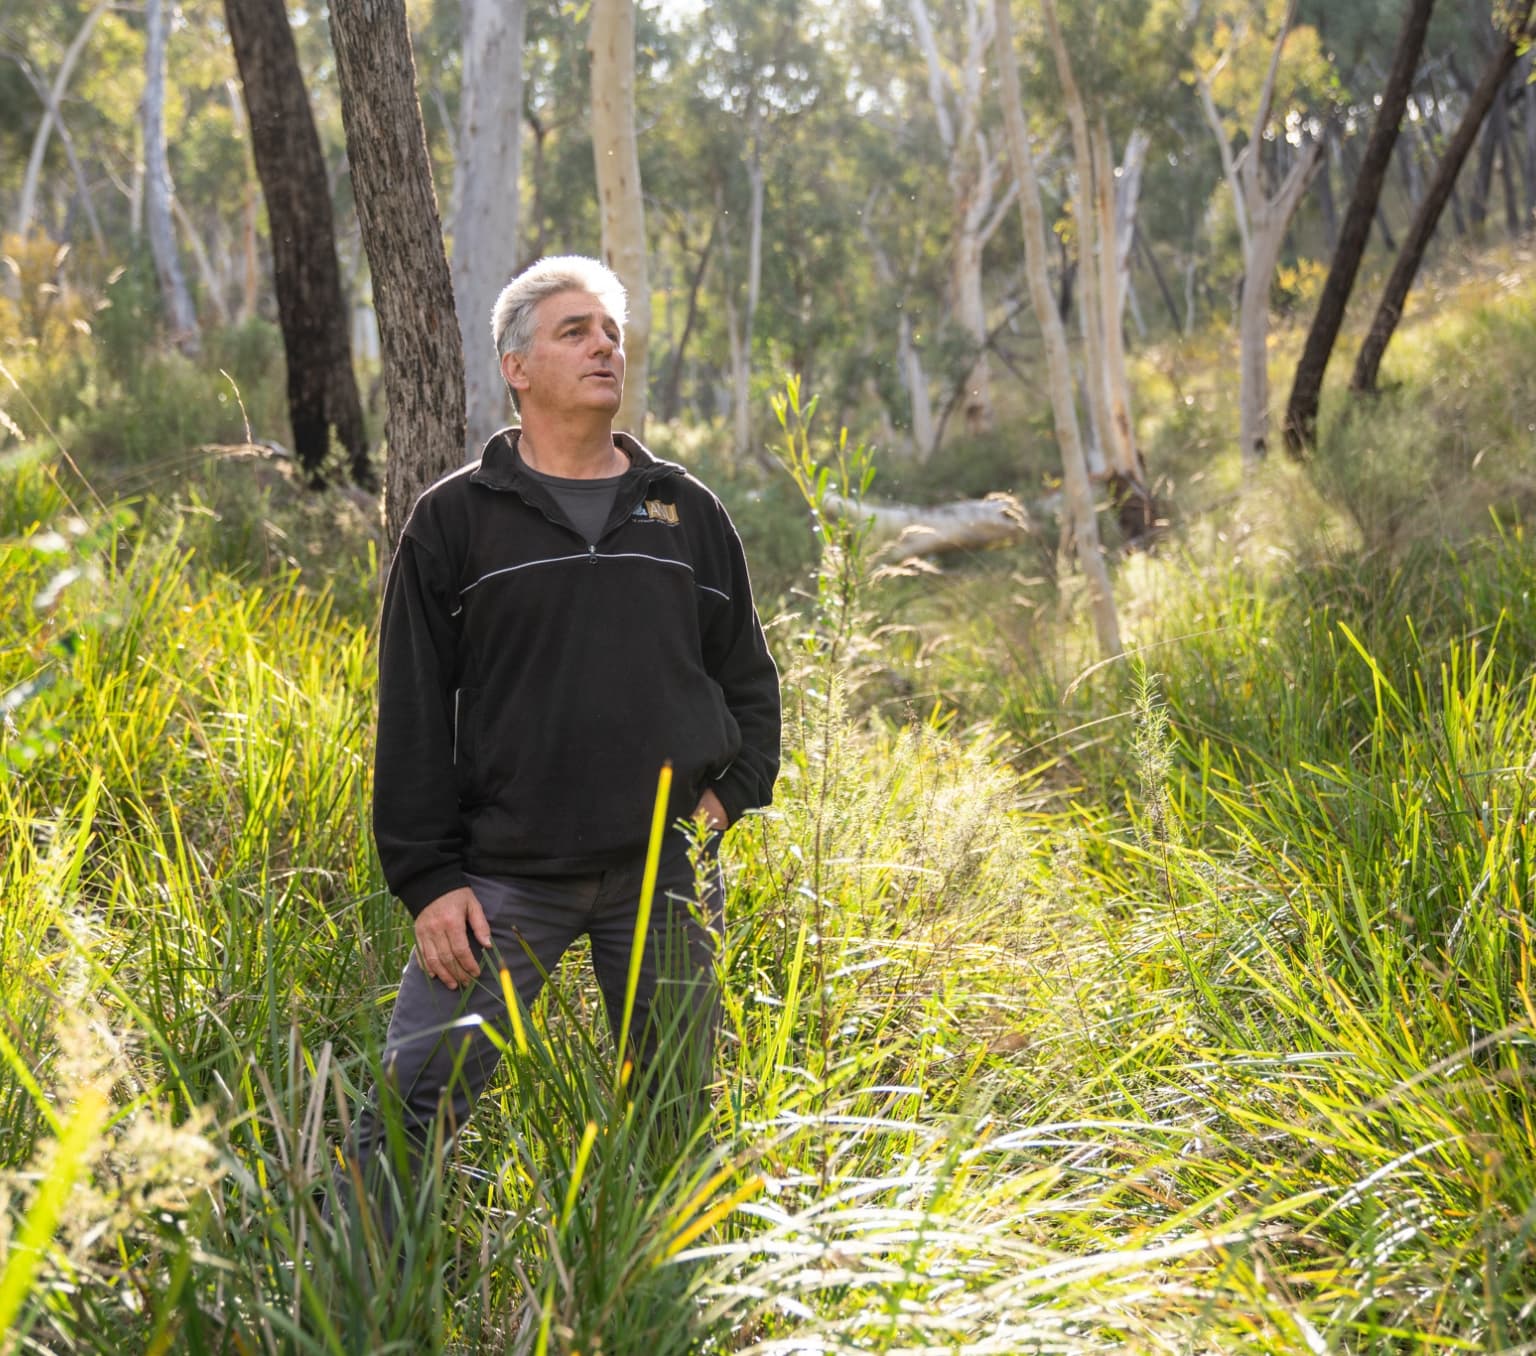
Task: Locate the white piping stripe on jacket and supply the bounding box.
[457,550,732,603]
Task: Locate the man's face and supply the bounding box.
[501,289,625,419]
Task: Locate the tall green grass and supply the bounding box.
[4,347,1536,1352]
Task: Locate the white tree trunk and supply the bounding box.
[1042,0,1114,466]
[1113,128,1150,332]
[1092,118,1141,488]
[1198,0,1321,470]
[144,0,198,352]
[454,0,525,457]
[589,0,649,437]
[910,0,1009,435]
[993,0,1120,657]
[900,309,937,458]
[15,0,109,240]
[1238,144,1319,463]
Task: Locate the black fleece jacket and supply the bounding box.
[373,429,781,916]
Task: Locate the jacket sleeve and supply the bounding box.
[701,502,781,824]
[372,532,467,915]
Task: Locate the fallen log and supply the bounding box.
[823,490,1049,558]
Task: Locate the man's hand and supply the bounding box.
[694,788,729,832]
[414,886,492,991]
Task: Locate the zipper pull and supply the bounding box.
[588,544,597,563]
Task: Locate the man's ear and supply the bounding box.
[500,349,528,395]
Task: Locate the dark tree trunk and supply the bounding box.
[226,0,371,488]
[330,0,465,549]
[1340,130,1399,253]
[1283,0,1435,455]
[1352,2,1534,396]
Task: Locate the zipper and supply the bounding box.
[588,544,597,564]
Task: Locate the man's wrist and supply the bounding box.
[398,866,470,918]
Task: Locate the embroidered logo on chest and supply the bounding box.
[630,499,680,526]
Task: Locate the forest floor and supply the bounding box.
[2,243,1535,1353]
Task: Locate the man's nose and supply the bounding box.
[592,327,614,353]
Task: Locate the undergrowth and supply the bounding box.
[2,261,1535,1352]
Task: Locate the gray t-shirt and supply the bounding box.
[521,454,628,546]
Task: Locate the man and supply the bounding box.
[355,255,780,1191]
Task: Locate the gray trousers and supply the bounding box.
[352,835,723,1172]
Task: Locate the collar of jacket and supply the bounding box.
[470,427,684,495]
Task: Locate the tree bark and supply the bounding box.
[590,0,649,436]
[144,0,199,353]
[1094,118,1152,534]
[227,0,371,485]
[993,0,1119,657]
[1352,2,1534,395]
[330,0,465,547]
[1283,0,1435,456]
[452,0,525,458]
[1042,0,1114,478]
[1340,128,1399,252]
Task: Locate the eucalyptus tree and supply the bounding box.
[993,0,1119,657]
[1283,0,1436,455]
[1032,0,1176,534]
[1192,0,1331,468]
[590,0,648,434]
[905,0,1016,436]
[10,0,110,244]
[1353,0,1536,394]
[452,0,525,457]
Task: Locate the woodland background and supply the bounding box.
[3,0,1536,1352]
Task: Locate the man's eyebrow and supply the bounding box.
[553,311,610,330]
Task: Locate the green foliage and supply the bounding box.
[5,309,1536,1349]
[646,420,820,610]
[1313,267,1536,551]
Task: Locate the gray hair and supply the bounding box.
[491,255,628,361]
